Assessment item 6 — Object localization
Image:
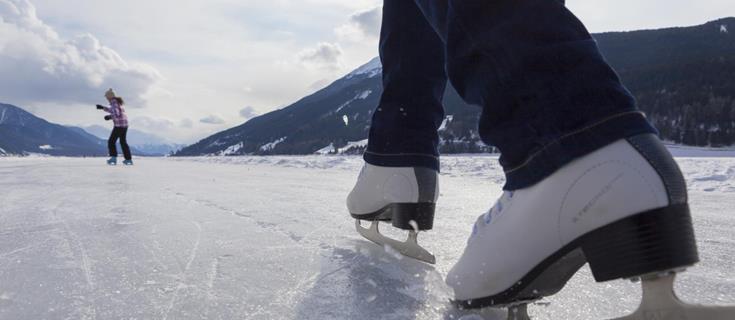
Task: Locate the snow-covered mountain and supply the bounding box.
[176,17,735,156]
[0,103,108,156]
[84,125,185,156]
[175,57,490,156]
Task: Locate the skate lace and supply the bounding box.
[472,191,515,238]
[481,191,514,226]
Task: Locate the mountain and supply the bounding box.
[84,125,185,156]
[594,17,735,146]
[176,18,735,156]
[0,103,107,156]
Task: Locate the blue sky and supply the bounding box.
[1,0,733,143]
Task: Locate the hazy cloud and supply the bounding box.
[200,114,225,125]
[133,116,175,131]
[0,0,161,107]
[179,118,193,128]
[335,6,382,41]
[239,106,258,119]
[297,42,343,70]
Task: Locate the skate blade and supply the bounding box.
[506,304,530,320]
[355,220,436,264]
[609,273,735,320]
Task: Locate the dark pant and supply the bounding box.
[108,127,132,160]
[364,0,657,190]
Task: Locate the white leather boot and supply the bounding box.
[347,163,439,263]
[447,134,698,308]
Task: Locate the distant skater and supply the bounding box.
[97,88,133,165]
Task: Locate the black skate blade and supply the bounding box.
[506,304,530,320]
[355,220,436,264]
[609,273,735,320]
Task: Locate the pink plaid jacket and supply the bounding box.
[103,99,128,128]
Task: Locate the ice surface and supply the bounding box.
[0,154,733,319]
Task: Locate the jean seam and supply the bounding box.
[504,110,645,173]
[364,151,439,160]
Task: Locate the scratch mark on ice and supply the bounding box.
[162,220,202,320]
[62,220,95,291]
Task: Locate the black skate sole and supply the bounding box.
[454,203,699,309]
[351,203,435,230]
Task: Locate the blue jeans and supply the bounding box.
[364,0,657,190]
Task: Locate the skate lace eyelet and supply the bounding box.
[483,211,492,225]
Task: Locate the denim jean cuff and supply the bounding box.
[502,111,657,190]
[363,151,440,172]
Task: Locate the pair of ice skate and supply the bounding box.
[347,134,734,319]
[107,157,133,166]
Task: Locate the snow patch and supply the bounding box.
[338,139,368,154]
[334,90,373,114]
[721,24,729,33]
[0,147,6,155]
[438,115,454,131]
[314,139,367,155]
[220,142,244,156]
[346,57,382,79]
[38,145,53,150]
[0,107,7,124]
[356,90,372,100]
[259,137,286,151]
[342,115,349,126]
[315,143,335,155]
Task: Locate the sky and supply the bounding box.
[1,0,734,144]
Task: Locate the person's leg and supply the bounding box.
[363,0,448,171]
[347,0,448,262]
[414,0,656,190]
[108,128,120,157]
[410,0,698,309]
[119,128,132,161]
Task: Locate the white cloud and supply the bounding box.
[200,114,225,125]
[0,0,161,107]
[179,118,193,128]
[12,0,731,144]
[297,42,343,71]
[239,106,258,119]
[335,6,381,41]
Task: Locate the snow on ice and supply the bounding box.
[0,150,734,319]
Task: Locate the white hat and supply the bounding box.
[104,88,117,99]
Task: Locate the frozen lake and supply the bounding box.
[0,155,733,319]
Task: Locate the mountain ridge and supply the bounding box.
[0,103,108,156]
[180,17,735,156]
